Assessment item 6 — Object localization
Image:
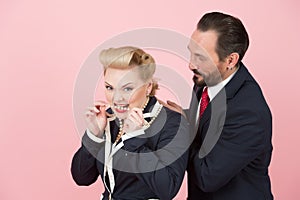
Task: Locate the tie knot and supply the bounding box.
[201,87,209,100]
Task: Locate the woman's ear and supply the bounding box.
[146,82,153,96]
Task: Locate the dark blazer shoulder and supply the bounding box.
[226,63,271,114]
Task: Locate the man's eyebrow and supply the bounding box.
[187,45,207,61]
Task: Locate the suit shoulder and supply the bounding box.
[163,106,187,120]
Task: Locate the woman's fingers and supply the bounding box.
[127,114,142,127]
[86,101,109,117]
[123,117,137,133]
[87,106,100,113]
[85,110,95,117]
[123,108,145,133]
[94,100,108,105]
[84,101,109,137]
[94,100,109,109]
[130,108,144,123]
[98,105,107,118]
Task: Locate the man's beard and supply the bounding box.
[193,75,206,87]
[192,69,206,87]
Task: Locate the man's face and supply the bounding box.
[188,30,227,87]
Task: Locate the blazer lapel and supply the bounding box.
[224,63,249,99]
[196,63,250,158]
[197,103,211,145]
[188,85,203,143]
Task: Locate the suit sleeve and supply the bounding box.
[189,105,270,192]
[114,111,189,200]
[71,132,105,186]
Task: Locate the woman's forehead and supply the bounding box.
[104,67,144,86]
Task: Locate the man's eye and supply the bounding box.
[197,55,207,62]
[105,86,113,90]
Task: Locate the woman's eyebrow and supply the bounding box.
[105,82,113,87]
[121,82,134,88]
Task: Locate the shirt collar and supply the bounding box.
[207,67,239,101]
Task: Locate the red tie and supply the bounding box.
[199,87,210,118]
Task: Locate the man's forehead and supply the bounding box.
[189,30,218,56]
[188,39,207,54]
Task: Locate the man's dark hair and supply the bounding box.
[197,12,249,64]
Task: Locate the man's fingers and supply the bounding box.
[167,100,182,109]
[167,100,178,107]
[157,99,167,107]
[165,100,184,115]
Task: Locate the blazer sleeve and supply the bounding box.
[114,110,190,200]
[189,103,271,192]
[71,132,105,186]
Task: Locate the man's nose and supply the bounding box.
[188,54,197,69]
[189,61,197,71]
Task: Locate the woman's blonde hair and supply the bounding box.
[99,46,158,96]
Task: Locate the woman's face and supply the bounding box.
[104,66,151,119]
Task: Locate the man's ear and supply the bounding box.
[226,52,239,69]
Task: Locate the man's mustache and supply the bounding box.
[192,69,201,75]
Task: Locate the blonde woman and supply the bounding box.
[71,46,189,200]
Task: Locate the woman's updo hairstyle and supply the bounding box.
[99,46,158,96]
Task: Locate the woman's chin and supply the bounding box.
[114,111,128,119]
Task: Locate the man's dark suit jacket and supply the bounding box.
[187,63,273,200]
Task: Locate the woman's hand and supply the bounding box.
[123,108,145,133]
[85,101,108,138]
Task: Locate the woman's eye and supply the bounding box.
[105,85,113,91]
[124,87,133,92]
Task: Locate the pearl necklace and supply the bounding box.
[114,97,150,144]
[142,104,163,129]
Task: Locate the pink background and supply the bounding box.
[1,0,299,199]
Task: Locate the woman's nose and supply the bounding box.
[113,91,125,102]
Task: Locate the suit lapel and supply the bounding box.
[197,103,211,146]
[195,63,250,157]
[187,85,202,129]
[224,63,250,99]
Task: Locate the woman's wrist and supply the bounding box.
[94,129,104,138]
[86,129,105,143]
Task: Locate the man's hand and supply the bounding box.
[158,99,186,118]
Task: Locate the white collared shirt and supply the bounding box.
[208,69,238,101]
